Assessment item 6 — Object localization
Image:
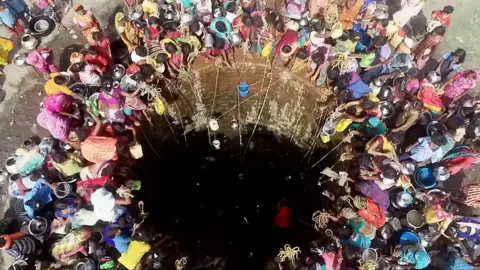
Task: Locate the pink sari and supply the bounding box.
[37,110,72,141]
[43,93,73,113]
[26,48,59,75]
[442,70,479,106]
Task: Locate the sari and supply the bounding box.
[441,70,479,106]
[417,82,442,114]
[413,33,442,69]
[52,228,91,265]
[72,4,101,43]
[441,146,480,175]
[25,48,58,76]
[339,0,364,30]
[115,12,141,52]
[43,93,73,113]
[37,110,72,141]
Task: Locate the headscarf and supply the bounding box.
[37,110,72,141]
[452,70,479,92]
[43,93,72,113]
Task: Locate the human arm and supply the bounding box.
[86,107,102,136]
[120,87,141,98]
[366,138,394,158]
[393,112,419,132]
[405,140,420,152]
[339,100,361,111]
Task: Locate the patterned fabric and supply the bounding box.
[443,70,479,99]
[445,256,474,270]
[81,136,118,163]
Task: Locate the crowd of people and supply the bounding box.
[1,0,480,269]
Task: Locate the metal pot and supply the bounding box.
[28,217,48,236]
[130,5,144,21]
[5,156,18,174]
[401,162,415,175]
[13,53,27,66]
[229,31,242,46]
[395,190,413,208]
[377,86,393,101]
[406,210,425,229]
[426,71,441,84]
[299,18,309,27]
[112,64,126,80]
[20,34,38,50]
[379,101,395,119]
[164,10,175,20]
[433,166,450,181]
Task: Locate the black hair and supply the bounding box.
[387,132,403,145]
[105,226,121,239]
[361,98,378,110]
[180,42,192,56]
[215,21,227,33]
[338,33,349,42]
[462,107,475,119]
[337,90,351,104]
[432,26,447,36]
[275,20,285,32]
[111,123,127,133]
[69,62,85,73]
[226,2,237,13]
[26,199,43,210]
[148,16,161,26]
[54,75,69,85]
[311,52,325,65]
[135,46,148,57]
[83,45,97,56]
[336,74,350,90]
[51,149,68,164]
[253,16,264,28]
[214,36,226,49]
[312,20,325,32]
[297,47,309,60]
[132,226,154,242]
[358,153,373,169]
[132,72,146,82]
[443,5,454,14]
[0,237,6,248]
[336,223,353,240]
[73,127,89,141]
[164,42,177,54]
[156,53,168,64]
[379,19,389,27]
[265,12,276,25]
[189,21,200,33]
[411,99,424,110]
[443,201,459,213]
[242,14,253,27]
[407,67,420,78]
[381,164,399,179]
[140,64,155,76]
[327,66,340,80]
[431,133,447,146]
[92,31,102,41]
[371,35,388,48]
[103,78,113,89]
[30,172,41,181]
[351,32,362,43]
[454,48,466,64]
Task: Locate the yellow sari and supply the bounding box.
[115,12,142,52]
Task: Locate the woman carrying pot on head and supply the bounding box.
[72,4,101,43]
[439,70,479,108]
[413,26,446,70]
[26,48,59,80]
[115,12,142,52]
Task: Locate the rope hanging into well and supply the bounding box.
[175,257,188,270]
[312,210,332,231]
[165,82,189,149]
[276,244,301,266]
[308,132,354,170]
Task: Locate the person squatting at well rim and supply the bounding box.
[1,0,480,269]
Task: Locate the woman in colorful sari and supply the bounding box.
[25,48,59,80]
[115,12,142,52]
[97,83,141,124]
[339,0,364,30]
[72,4,101,43]
[436,48,466,81]
[37,110,73,141]
[441,146,480,175]
[52,228,91,265]
[440,70,479,107]
[43,92,79,119]
[413,26,446,70]
[452,217,480,243]
[89,31,112,67]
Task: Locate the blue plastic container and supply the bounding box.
[238,82,250,97]
[413,167,437,190]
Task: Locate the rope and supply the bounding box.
[175,257,188,270]
[312,210,332,231]
[165,82,189,149]
[308,132,354,170]
[163,114,180,144]
[243,60,272,159]
[324,1,339,28]
[358,259,379,270]
[139,125,162,160]
[276,245,301,266]
[210,67,220,119]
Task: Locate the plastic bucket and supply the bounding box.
[238,82,250,97]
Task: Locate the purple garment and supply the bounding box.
[349,72,362,85]
[379,44,392,60]
[355,180,390,210]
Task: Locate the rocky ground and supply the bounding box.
[0,0,478,267]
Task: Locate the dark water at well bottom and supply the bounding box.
[136,127,337,269]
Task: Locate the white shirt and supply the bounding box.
[91,188,116,222]
[226,12,236,23]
